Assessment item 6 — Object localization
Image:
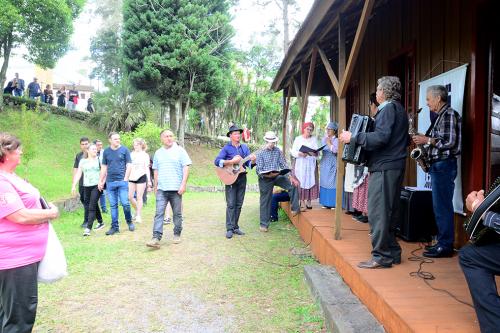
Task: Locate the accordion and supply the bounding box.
[342,114,374,165]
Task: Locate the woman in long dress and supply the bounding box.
[319,122,339,208]
[291,122,319,209]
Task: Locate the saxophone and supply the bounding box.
[408,110,431,173]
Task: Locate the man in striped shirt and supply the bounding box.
[412,85,462,258]
[147,130,192,248]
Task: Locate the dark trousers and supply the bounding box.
[225,173,247,231]
[459,243,500,333]
[78,184,88,225]
[153,190,183,239]
[83,185,102,229]
[0,262,38,333]
[367,169,404,266]
[258,175,299,228]
[271,191,291,220]
[429,158,457,250]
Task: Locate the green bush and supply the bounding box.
[120,122,167,154]
[2,94,89,121]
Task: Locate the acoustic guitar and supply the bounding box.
[215,149,262,185]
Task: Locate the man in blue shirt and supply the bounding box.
[147,130,191,248]
[214,125,256,239]
[27,78,41,100]
[460,189,500,333]
[13,73,25,97]
[98,132,134,235]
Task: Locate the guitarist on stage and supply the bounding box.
[460,189,500,333]
[255,131,300,232]
[214,124,256,239]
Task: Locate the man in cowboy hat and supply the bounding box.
[214,124,256,239]
[255,131,300,232]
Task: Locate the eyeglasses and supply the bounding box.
[305,128,313,131]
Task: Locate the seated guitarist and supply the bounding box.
[256,131,300,232]
[460,190,500,333]
[214,124,256,239]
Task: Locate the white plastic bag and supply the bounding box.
[37,223,68,283]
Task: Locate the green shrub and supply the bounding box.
[120,122,167,154]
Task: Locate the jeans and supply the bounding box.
[459,243,500,333]
[429,158,457,250]
[258,175,299,228]
[271,191,291,220]
[99,190,108,212]
[13,89,23,97]
[368,169,404,266]
[83,185,102,229]
[153,190,183,239]
[78,184,87,225]
[0,262,38,333]
[225,173,247,231]
[106,180,132,230]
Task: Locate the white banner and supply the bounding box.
[417,64,468,214]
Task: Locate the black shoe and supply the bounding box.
[226,230,233,239]
[423,246,453,258]
[270,218,278,222]
[105,228,119,236]
[94,222,105,230]
[357,259,392,269]
[233,229,245,236]
[354,215,369,223]
[424,244,437,251]
[393,258,401,265]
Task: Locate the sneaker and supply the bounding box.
[259,226,269,232]
[233,229,245,236]
[83,228,91,236]
[163,217,172,225]
[135,216,142,223]
[94,222,105,230]
[173,235,181,244]
[105,228,119,236]
[128,223,135,232]
[146,237,161,249]
[226,230,233,239]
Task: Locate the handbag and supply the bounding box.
[37,222,68,283]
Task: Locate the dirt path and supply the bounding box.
[35,193,324,332]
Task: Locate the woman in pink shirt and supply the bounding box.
[0,133,59,333]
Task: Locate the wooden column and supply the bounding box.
[334,13,347,240]
[301,48,318,123]
[282,83,293,154]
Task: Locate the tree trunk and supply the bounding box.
[169,102,177,133]
[0,33,13,112]
[283,0,290,53]
[178,99,186,147]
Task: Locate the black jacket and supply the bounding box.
[353,100,409,172]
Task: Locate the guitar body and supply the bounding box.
[215,164,245,185]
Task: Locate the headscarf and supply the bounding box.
[302,122,314,133]
[326,122,338,131]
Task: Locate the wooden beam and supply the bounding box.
[334,13,347,241]
[339,0,375,97]
[282,82,293,154]
[301,48,318,123]
[317,45,340,96]
[293,77,302,108]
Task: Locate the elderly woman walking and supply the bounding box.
[340,76,409,269]
[319,122,339,209]
[291,122,319,210]
[0,132,59,332]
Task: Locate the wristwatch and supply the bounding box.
[427,137,432,146]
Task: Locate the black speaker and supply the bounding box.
[396,187,437,242]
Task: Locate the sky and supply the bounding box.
[6,1,314,90]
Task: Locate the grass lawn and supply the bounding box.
[35,192,325,332]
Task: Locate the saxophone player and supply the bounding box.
[412,85,462,258]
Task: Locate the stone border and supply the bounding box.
[304,265,385,333]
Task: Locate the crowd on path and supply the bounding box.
[3,72,95,112]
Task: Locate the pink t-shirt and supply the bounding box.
[0,173,49,270]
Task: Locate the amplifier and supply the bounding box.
[396,187,437,242]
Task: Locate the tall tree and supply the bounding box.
[123,0,233,146]
[0,0,84,110]
[88,0,123,84]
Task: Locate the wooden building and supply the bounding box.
[271,0,500,244]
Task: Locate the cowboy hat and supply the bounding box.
[263,131,279,143]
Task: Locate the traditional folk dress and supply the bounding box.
[319,135,338,208]
[352,166,369,214]
[291,135,319,201]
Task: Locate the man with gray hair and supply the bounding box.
[340,76,409,269]
[413,85,461,258]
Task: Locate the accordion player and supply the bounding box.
[342,114,374,165]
